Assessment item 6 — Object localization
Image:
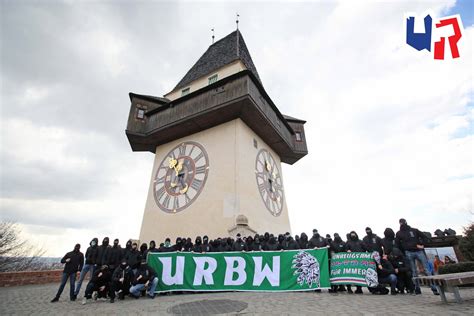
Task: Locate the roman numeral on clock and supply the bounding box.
[156,186,166,200]
[191,178,203,191]
[195,165,207,174]
[163,195,171,209]
[179,145,186,156]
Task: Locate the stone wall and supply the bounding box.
[0,270,63,287]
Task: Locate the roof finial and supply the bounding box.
[236,13,240,57]
[211,28,215,44]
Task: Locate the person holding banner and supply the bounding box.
[395,218,439,296]
[345,231,366,294]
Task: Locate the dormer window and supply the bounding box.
[181,87,190,96]
[208,74,218,85]
[295,132,302,142]
[137,109,145,119]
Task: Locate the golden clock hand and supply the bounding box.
[179,183,188,194]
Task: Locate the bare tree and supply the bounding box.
[0,222,46,272]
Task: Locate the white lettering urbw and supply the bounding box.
[224,257,247,286]
[253,256,280,286]
[193,257,217,285]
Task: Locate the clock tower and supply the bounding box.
[126,30,308,244]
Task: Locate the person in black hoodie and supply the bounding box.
[395,218,438,295]
[125,242,141,272]
[97,237,111,267]
[129,260,158,299]
[201,235,212,253]
[345,231,366,294]
[161,238,174,252]
[232,233,247,251]
[308,229,328,248]
[109,260,133,302]
[250,236,264,251]
[370,254,397,295]
[382,228,397,255]
[330,233,347,293]
[362,227,384,256]
[81,265,112,305]
[282,233,299,250]
[107,239,122,272]
[193,236,203,252]
[182,238,193,252]
[299,233,309,249]
[217,238,232,252]
[139,243,148,260]
[51,244,84,302]
[148,240,159,253]
[123,240,132,260]
[264,235,280,251]
[74,238,98,298]
[174,237,184,252]
[388,248,414,294]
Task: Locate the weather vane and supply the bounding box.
[236,13,239,30]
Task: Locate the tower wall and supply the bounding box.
[138,118,291,244]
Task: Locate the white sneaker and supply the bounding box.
[82,298,87,305]
[93,292,98,301]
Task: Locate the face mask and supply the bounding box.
[114,242,119,246]
[165,242,171,247]
[91,241,97,246]
[121,262,127,268]
[132,245,137,250]
[366,230,372,235]
[350,234,356,239]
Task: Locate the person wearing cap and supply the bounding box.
[395,218,439,295]
[81,264,112,304]
[362,227,383,256]
[129,259,158,299]
[51,243,84,302]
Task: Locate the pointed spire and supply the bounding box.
[211,28,215,44]
[236,13,240,57]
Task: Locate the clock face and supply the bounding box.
[255,149,284,216]
[153,141,209,213]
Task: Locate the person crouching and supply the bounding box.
[109,260,133,303]
[82,265,111,304]
[129,259,158,299]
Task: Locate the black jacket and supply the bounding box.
[112,265,133,283]
[97,238,111,266]
[363,234,383,255]
[90,268,112,287]
[264,239,280,251]
[108,245,122,269]
[282,238,299,250]
[382,228,397,255]
[232,240,247,251]
[61,250,84,274]
[330,238,346,253]
[396,224,429,252]
[308,235,328,248]
[125,249,141,269]
[346,232,366,252]
[389,249,411,275]
[298,233,309,249]
[84,238,99,265]
[377,259,395,278]
[132,264,156,285]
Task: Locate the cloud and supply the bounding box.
[0,0,472,256]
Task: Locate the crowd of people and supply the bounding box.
[51,218,450,303]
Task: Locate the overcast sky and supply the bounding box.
[1,0,473,256]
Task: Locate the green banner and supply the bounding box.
[329,252,378,287]
[147,249,330,292]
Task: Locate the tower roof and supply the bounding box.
[172,30,261,91]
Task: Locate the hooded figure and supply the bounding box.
[193,236,203,253]
[395,219,430,252]
[148,240,158,253]
[161,238,174,253]
[51,244,84,302]
[182,238,193,252]
[264,236,280,251]
[97,237,111,266]
[282,233,299,250]
[388,248,414,294]
[362,227,383,256]
[82,265,111,303]
[125,242,141,270]
[232,234,247,251]
[201,235,212,252]
[382,228,397,255]
[110,259,133,302]
[85,238,99,265]
[174,237,183,252]
[345,231,366,252]
[107,239,122,271]
[330,233,346,253]
[139,243,148,260]
[308,229,328,248]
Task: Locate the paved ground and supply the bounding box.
[0,284,473,315]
